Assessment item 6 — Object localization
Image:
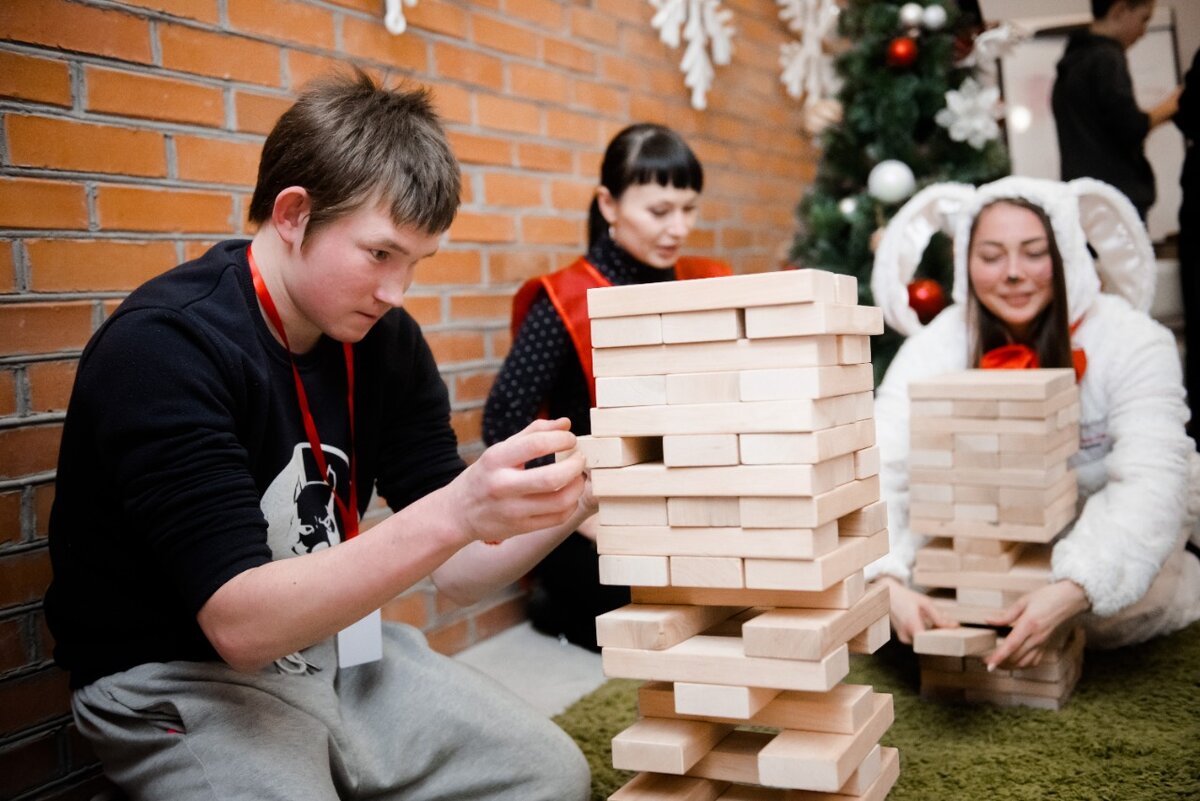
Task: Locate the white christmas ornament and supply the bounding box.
[922,4,947,30]
[651,0,736,110]
[934,76,1001,149]
[898,3,924,29]
[383,0,418,34]
[777,0,842,109]
[958,21,1029,87]
[868,160,917,204]
[838,196,858,217]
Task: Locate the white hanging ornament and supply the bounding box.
[867,160,916,204]
[898,3,924,30]
[777,0,842,110]
[934,76,1002,149]
[838,197,858,217]
[922,4,947,31]
[650,0,735,111]
[383,0,419,34]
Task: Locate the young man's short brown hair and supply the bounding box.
[249,70,461,242]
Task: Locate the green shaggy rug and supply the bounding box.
[554,621,1200,800]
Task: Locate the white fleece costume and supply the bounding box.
[869,176,1200,647]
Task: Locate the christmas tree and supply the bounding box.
[791,0,1011,378]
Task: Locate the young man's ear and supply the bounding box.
[271,187,312,249]
[596,186,618,226]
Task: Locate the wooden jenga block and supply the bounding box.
[997,470,1077,507]
[837,499,887,536]
[834,273,858,304]
[908,368,1075,401]
[954,450,1000,470]
[954,483,1000,504]
[960,542,1026,572]
[953,538,1009,556]
[593,457,856,498]
[600,554,670,586]
[674,683,780,719]
[915,539,960,571]
[743,531,887,592]
[914,543,1052,593]
[909,449,953,469]
[714,746,899,801]
[997,422,1079,454]
[912,414,1066,436]
[661,308,745,344]
[596,604,746,651]
[953,399,999,418]
[911,499,1075,543]
[956,587,1021,608]
[919,654,966,672]
[587,269,837,318]
[632,572,865,610]
[743,303,884,339]
[997,384,1079,418]
[591,313,662,348]
[609,771,728,801]
[611,717,736,774]
[999,437,1078,470]
[910,482,953,503]
[912,627,997,656]
[928,596,1004,626]
[598,523,839,560]
[954,433,1000,452]
[667,497,742,527]
[591,393,872,436]
[688,730,770,784]
[909,500,953,520]
[739,422,873,466]
[638,681,875,734]
[573,434,663,468]
[592,336,841,378]
[847,614,891,654]
[671,556,745,588]
[954,502,998,522]
[663,434,740,467]
[756,693,893,792]
[910,399,954,417]
[601,636,850,692]
[740,475,881,529]
[666,371,741,404]
[741,583,890,661]
[837,334,871,365]
[922,663,1080,699]
[838,744,883,797]
[853,446,880,480]
[599,497,669,526]
[596,375,668,408]
[738,364,874,402]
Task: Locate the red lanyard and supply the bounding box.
[247,245,359,540]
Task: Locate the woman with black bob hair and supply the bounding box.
[483,123,731,649]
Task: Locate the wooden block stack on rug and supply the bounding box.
[906,369,1084,710]
[575,270,899,800]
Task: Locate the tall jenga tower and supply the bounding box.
[906,369,1084,710]
[577,270,899,800]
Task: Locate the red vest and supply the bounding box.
[510,255,733,405]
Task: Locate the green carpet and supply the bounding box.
[554,622,1200,800]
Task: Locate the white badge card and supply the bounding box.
[337,608,383,668]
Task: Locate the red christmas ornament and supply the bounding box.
[887,36,918,68]
[907,278,947,324]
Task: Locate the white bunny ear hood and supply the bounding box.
[872,176,1155,334]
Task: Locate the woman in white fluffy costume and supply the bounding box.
[870,175,1200,669]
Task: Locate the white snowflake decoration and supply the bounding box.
[934,77,1002,149]
[384,0,419,34]
[958,21,1030,87]
[650,0,735,111]
[777,0,841,105]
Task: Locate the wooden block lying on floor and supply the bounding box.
[671,555,744,588]
[921,661,1080,700]
[667,497,742,527]
[847,613,891,655]
[599,497,669,526]
[739,420,875,465]
[611,717,736,774]
[663,434,740,467]
[596,604,746,651]
[632,572,865,611]
[609,770,729,801]
[738,363,874,402]
[598,522,839,560]
[740,475,881,529]
[661,307,744,344]
[908,368,1076,401]
[838,499,887,537]
[592,313,662,348]
[674,682,780,719]
[913,627,997,656]
[587,269,838,318]
[741,583,890,660]
[639,681,875,734]
[593,456,857,498]
[573,434,662,468]
[592,336,841,378]
[600,554,669,586]
[596,374,667,408]
[743,302,884,339]
[602,636,850,692]
[756,693,894,792]
[591,393,873,436]
[666,371,742,404]
[714,746,899,801]
[743,531,888,592]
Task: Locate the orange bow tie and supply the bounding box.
[979,343,1087,382]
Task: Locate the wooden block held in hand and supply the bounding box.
[573,434,663,468]
[913,626,997,656]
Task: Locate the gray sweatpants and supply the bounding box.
[72,623,590,801]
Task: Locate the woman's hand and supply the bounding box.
[876,577,959,644]
[984,579,1091,670]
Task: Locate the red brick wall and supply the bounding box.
[0,0,817,797]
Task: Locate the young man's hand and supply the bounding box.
[984,580,1090,670]
[448,417,588,546]
[876,577,959,644]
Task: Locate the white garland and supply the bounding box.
[383,0,419,34]
[650,0,735,110]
